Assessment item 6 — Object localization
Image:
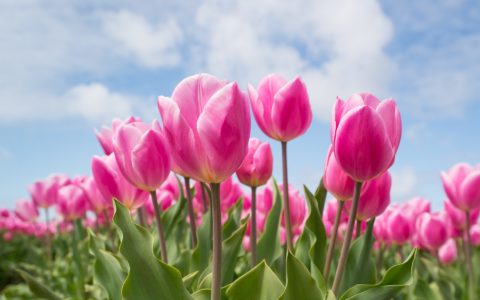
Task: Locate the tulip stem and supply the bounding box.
[465,211,475,299]
[376,242,384,273]
[44,208,52,262]
[332,181,363,295]
[251,186,258,266]
[281,141,294,251]
[323,200,344,283]
[137,207,147,227]
[210,183,222,300]
[183,177,198,248]
[356,220,362,239]
[150,191,168,263]
[201,182,209,212]
[72,219,85,300]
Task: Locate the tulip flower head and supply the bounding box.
[438,238,457,264]
[416,212,449,250]
[236,138,273,187]
[323,145,355,201]
[95,116,142,155]
[441,163,480,211]
[15,199,39,222]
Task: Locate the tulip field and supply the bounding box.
[2,74,480,300]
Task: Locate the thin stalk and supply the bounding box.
[137,206,147,227]
[251,186,258,266]
[184,177,198,248]
[72,219,86,300]
[210,183,222,300]
[465,211,475,298]
[332,181,363,295]
[281,141,293,251]
[323,200,345,283]
[356,220,362,239]
[376,242,384,273]
[201,182,209,212]
[44,208,52,261]
[150,191,168,263]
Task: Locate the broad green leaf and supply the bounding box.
[89,231,125,300]
[413,278,438,300]
[340,249,417,300]
[16,269,63,300]
[113,200,192,300]
[257,179,282,265]
[183,271,199,290]
[222,198,244,239]
[191,209,213,275]
[313,178,327,215]
[226,261,284,300]
[221,222,247,285]
[279,252,324,300]
[339,218,376,294]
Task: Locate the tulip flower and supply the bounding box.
[278,183,307,246]
[470,224,480,246]
[444,199,479,230]
[387,210,411,244]
[249,74,312,252]
[438,239,457,264]
[158,73,250,300]
[56,184,89,221]
[416,212,449,250]
[236,137,273,265]
[15,199,39,222]
[80,177,111,217]
[95,116,141,155]
[323,146,355,201]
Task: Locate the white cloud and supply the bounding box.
[101,10,183,68]
[390,167,417,201]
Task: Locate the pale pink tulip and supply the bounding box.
[441,163,480,211]
[56,184,89,220]
[95,116,141,155]
[438,238,457,264]
[15,199,39,222]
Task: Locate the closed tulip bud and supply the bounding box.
[387,210,411,244]
[438,239,457,264]
[56,184,89,220]
[331,93,402,182]
[416,212,449,250]
[248,74,312,142]
[236,138,273,187]
[442,163,480,211]
[346,171,391,221]
[95,116,141,155]
[15,199,39,222]
[113,120,171,192]
[158,74,250,183]
[92,153,149,210]
[323,146,355,201]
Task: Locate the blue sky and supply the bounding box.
[0,0,479,209]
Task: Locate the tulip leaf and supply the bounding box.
[16,269,63,300]
[89,231,125,300]
[339,218,376,294]
[257,179,282,265]
[223,198,244,239]
[279,252,324,300]
[225,261,284,300]
[313,178,328,215]
[183,271,199,290]
[339,249,417,300]
[113,200,192,300]
[221,221,247,285]
[191,209,213,275]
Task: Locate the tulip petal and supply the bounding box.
[376,99,402,151]
[460,171,480,210]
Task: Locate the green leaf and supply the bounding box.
[279,252,324,300]
[226,261,284,300]
[89,231,125,300]
[221,222,247,285]
[222,198,244,239]
[339,218,376,294]
[113,200,192,300]
[413,278,438,300]
[340,249,417,300]
[183,271,199,290]
[16,269,63,300]
[313,178,328,215]
[191,209,212,274]
[257,179,282,265]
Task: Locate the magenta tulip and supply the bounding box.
[95,116,141,155]
[442,163,480,211]
[444,199,479,230]
[416,212,449,250]
[324,199,349,225]
[158,73,250,184]
[80,177,111,214]
[15,199,39,222]
[323,145,355,201]
[438,239,457,264]
[236,138,273,187]
[91,153,149,211]
[248,74,312,142]
[386,210,411,244]
[29,177,60,209]
[470,224,480,246]
[331,93,402,182]
[113,120,171,192]
[56,184,89,220]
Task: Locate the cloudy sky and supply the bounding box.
[0,0,479,209]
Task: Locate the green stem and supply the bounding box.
[281,141,293,251]
[72,219,85,300]
[184,177,198,248]
[210,183,222,300]
[251,186,258,266]
[356,220,362,239]
[332,181,363,295]
[465,211,475,298]
[323,200,344,283]
[150,191,168,263]
[201,182,209,212]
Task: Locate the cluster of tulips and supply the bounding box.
[1,73,480,300]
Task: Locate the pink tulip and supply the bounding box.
[95,116,142,155]
[387,210,411,244]
[92,153,149,210]
[80,176,111,214]
[158,73,250,183]
[441,163,480,211]
[29,176,62,208]
[323,146,355,201]
[374,211,390,244]
[345,171,391,221]
[236,138,273,187]
[323,199,349,225]
[470,224,480,246]
[438,238,457,264]
[331,93,402,182]
[278,183,307,245]
[15,199,39,222]
[416,212,449,250]
[56,184,89,220]
[444,199,479,230]
[113,120,171,192]
[248,74,312,142]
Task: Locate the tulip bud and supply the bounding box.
[323,146,355,201]
[416,212,449,250]
[387,210,411,244]
[438,239,457,264]
[441,163,480,211]
[236,138,273,187]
